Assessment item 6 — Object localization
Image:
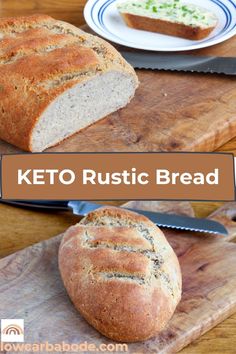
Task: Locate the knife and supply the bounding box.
[0,200,228,235]
[121,50,236,75]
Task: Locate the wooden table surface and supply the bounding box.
[0,1,236,353]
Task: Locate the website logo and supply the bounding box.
[1,319,24,342]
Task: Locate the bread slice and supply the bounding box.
[118,0,218,40]
[59,206,182,342]
[0,15,139,152]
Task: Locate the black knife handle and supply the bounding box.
[0,200,69,210]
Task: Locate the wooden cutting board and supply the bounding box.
[1,31,236,153]
[1,201,236,354]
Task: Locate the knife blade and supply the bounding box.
[0,200,228,235]
[120,50,236,75]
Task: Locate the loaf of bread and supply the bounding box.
[0,15,138,152]
[59,207,182,342]
[117,0,218,40]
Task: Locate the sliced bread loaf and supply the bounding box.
[0,15,139,152]
[118,0,218,40]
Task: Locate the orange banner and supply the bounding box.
[1,153,235,201]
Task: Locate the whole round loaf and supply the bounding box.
[58,206,182,342]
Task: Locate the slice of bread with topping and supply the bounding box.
[117,0,218,40]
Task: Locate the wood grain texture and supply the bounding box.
[45,68,236,153]
[208,203,236,241]
[0,0,86,27]
[0,203,79,258]
[0,201,236,354]
[217,136,236,155]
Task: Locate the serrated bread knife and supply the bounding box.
[121,50,236,75]
[0,200,228,235]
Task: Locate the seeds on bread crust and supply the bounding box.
[0,15,139,151]
[59,207,182,342]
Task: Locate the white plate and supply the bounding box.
[84,0,236,51]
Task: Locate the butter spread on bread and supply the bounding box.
[118,0,218,40]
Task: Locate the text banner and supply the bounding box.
[1,153,235,201]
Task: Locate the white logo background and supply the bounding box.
[1,319,24,342]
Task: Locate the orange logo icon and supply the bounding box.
[2,324,24,336]
[1,319,24,342]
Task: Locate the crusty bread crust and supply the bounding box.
[0,14,138,151]
[59,206,182,342]
[121,12,216,40]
